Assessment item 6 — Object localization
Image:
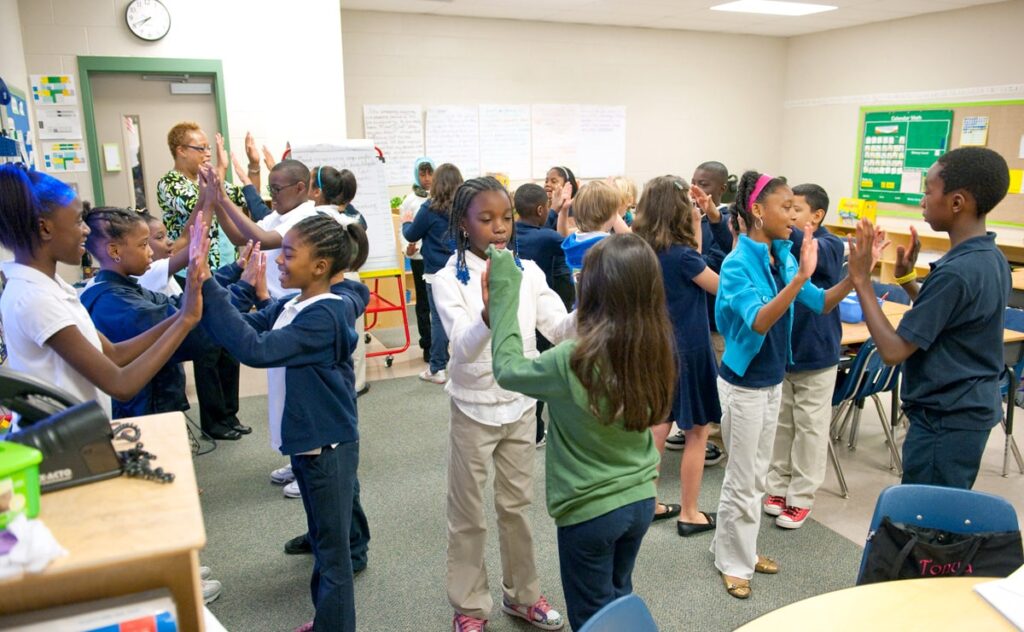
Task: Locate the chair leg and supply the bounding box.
[1001,416,1024,476]
[871,395,903,475]
[832,400,854,442]
[827,440,849,499]
[848,400,865,450]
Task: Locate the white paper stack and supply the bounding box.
[975,564,1024,631]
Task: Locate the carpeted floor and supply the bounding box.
[194,376,863,631]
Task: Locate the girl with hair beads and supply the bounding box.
[433,177,574,632]
[713,171,881,599]
[196,214,370,632]
[0,164,207,422]
[402,163,463,384]
[633,176,722,534]
[489,233,675,630]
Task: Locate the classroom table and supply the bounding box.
[1010,268,1024,309]
[735,576,1015,631]
[0,412,207,632]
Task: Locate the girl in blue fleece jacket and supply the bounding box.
[712,171,874,600]
[197,214,369,632]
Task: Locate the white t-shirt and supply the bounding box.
[266,293,343,453]
[135,258,182,297]
[257,200,319,299]
[399,192,428,261]
[0,262,112,419]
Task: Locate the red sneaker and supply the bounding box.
[776,505,811,529]
[763,495,786,517]
[453,612,487,632]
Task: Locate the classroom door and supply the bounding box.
[89,72,220,214]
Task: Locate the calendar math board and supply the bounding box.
[857,109,953,205]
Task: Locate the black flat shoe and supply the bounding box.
[229,422,252,435]
[205,426,243,441]
[357,384,370,397]
[284,534,312,555]
[677,511,717,537]
[652,502,682,522]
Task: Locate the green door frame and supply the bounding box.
[77,56,230,206]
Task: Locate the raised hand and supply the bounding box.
[401,206,415,223]
[182,219,213,325]
[556,181,573,213]
[231,151,253,187]
[894,224,921,279]
[797,223,818,280]
[236,240,255,269]
[690,183,718,221]
[240,243,263,287]
[214,133,228,179]
[261,145,277,171]
[692,204,703,252]
[253,253,269,301]
[244,132,259,169]
[871,225,891,269]
[846,218,876,287]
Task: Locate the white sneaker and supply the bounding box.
[665,429,685,451]
[270,464,295,485]
[199,565,212,580]
[419,368,447,384]
[283,480,302,499]
[202,579,223,604]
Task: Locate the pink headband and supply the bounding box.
[748,174,775,211]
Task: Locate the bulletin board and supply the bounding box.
[854,100,1024,228]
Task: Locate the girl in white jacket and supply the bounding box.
[433,177,574,632]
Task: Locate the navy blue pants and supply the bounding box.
[556,498,655,630]
[350,477,370,572]
[425,284,449,374]
[291,442,358,632]
[902,408,992,489]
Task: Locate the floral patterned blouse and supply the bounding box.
[157,170,247,268]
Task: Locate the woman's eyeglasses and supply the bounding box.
[183,144,212,153]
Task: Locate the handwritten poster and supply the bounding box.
[290,141,398,275]
[479,104,531,180]
[31,75,77,106]
[578,105,626,178]
[42,141,88,172]
[36,107,82,140]
[426,106,480,178]
[363,105,424,186]
[531,104,582,180]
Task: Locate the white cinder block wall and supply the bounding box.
[341,10,789,194]
[15,0,348,206]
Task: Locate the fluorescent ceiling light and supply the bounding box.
[710,0,837,16]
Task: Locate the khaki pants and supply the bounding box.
[766,367,837,509]
[712,378,782,580]
[446,400,541,619]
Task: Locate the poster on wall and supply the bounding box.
[4,88,34,165]
[363,105,424,186]
[30,75,77,106]
[36,107,82,140]
[42,141,88,172]
[426,106,480,179]
[857,110,953,205]
[479,104,531,180]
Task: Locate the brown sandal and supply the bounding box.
[721,573,751,599]
[755,555,779,574]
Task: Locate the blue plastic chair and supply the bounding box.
[577,594,658,632]
[997,307,1024,476]
[857,484,1020,583]
[871,281,911,306]
[828,339,903,498]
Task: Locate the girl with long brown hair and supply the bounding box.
[488,233,675,630]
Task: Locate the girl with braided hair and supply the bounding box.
[432,176,575,632]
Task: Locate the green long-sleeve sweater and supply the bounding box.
[488,247,658,527]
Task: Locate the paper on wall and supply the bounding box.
[426,106,480,178]
[578,105,626,178]
[531,104,582,180]
[900,169,923,194]
[35,108,82,140]
[959,116,989,146]
[478,104,531,180]
[42,141,87,172]
[362,105,424,186]
[30,75,77,106]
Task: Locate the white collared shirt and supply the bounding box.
[135,258,182,298]
[266,292,343,452]
[0,262,112,419]
[257,200,319,299]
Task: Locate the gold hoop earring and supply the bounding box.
[754,216,764,230]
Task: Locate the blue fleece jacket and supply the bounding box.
[715,234,825,377]
[561,232,607,273]
[242,184,272,222]
[200,278,370,455]
[402,200,454,275]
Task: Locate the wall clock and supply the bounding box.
[125,0,171,42]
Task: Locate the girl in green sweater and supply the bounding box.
[488,233,676,630]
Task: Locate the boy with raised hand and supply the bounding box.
[847,146,1011,489]
[764,184,846,528]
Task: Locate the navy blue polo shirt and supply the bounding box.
[897,232,1010,430]
[516,221,568,289]
[789,226,844,372]
[720,262,790,388]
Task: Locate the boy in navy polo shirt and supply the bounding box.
[847,147,1011,489]
[514,183,573,445]
[764,184,845,527]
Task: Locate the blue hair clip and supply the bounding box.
[316,166,323,191]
